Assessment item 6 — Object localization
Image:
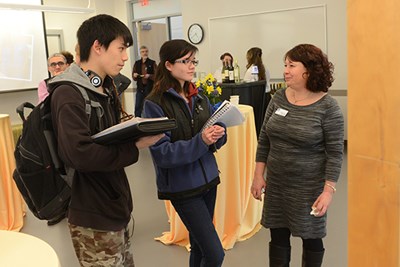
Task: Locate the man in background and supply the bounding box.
[132,45,157,117]
[37,53,67,103]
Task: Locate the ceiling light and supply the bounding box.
[0,3,94,14]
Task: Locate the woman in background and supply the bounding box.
[214,52,233,83]
[251,44,344,267]
[143,39,227,267]
[243,47,271,103]
[243,47,270,81]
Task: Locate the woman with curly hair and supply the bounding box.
[251,44,344,267]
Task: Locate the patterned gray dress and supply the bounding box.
[256,89,344,239]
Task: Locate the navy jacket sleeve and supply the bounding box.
[143,99,222,168]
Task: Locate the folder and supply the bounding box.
[202,100,245,131]
[92,117,177,145]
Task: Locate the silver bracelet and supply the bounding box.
[325,183,337,193]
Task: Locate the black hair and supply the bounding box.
[220,52,233,63]
[77,14,133,62]
[149,39,198,98]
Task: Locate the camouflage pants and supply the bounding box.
[68,218,135,267]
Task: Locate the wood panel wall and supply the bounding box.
[348,1,400,266]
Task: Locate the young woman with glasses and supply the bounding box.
[143,39,227,267]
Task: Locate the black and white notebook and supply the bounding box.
[202,100,245,131]
[92,117,177,145]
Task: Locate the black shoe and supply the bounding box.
[269,242,291,267]
[302,248,325,267]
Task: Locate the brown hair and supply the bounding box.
[246,47,266,81]
[284,44,334,92]
[61,50,74,65]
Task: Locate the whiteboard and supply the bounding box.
[0,0,48,93]
[208,5,327,79]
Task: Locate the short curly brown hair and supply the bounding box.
[284,44,334,92]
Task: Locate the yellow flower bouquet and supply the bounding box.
[195,73,222,107]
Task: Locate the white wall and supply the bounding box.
[43,0,136,114]
[0,0,132,124]
[180,0,347,138]
[1,0,347,139]
[132,0,181,20]
[43,0,133,78]
[181,0,346,89]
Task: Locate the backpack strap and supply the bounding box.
[74,85,105,131]
[49,85,104,187]
[16,102,35,122]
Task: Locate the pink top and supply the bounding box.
[37,80,48,103]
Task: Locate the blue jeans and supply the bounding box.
[171,187,225,267]
[134,89,145,117]
[135,84,152,117]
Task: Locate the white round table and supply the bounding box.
[0,230,61,267]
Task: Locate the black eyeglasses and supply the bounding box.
[49,61,66,68]
[174,59,199,66]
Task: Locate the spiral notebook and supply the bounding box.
[202,100,245,131]
[92,117,177,145]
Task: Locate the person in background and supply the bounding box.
[220,52,233,66]
[143,39,227,267]
[243,47,268,82]
[114,72,131,96]
[61,50,74,66]
[251,44,344,267]
[132,45,157,117]
[243,47,271,105]
[214,52,233,83]
[48,14,163,266]
[37,53,68,103]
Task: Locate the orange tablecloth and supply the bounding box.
[0,114,25,231]
[155,105,262,250]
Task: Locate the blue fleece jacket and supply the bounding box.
[143,89,227,200]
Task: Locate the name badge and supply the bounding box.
[275,108,288,117]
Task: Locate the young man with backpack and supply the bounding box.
[47,14,163,266]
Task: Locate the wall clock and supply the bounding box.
[187,23,204,44]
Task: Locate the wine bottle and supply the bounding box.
[228,63,234,83]
[224,62,229,83]
[234,60,240,83]
[221,62,227,83]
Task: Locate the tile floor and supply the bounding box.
[21,147,347,267]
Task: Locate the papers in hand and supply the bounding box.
[202,100,245,131]
[92,117,177,145]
